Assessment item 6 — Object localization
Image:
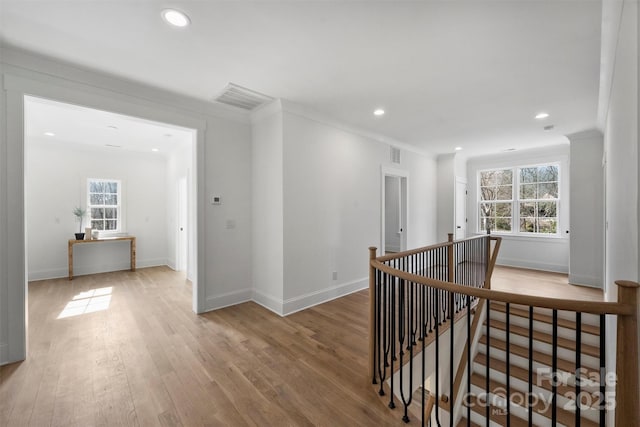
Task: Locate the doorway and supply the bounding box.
[455,178,467,240]
[381,168,408,254]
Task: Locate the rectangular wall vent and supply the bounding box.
[213,83,273,110]
[390,146,401,164]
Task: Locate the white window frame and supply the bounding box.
[87,178,122,233]
[477,162,561,236]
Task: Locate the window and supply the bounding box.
[88,179,121,231]
[478,163,559,235]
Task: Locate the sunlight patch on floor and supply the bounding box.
[57,287,113,319]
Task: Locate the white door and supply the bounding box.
[455,179,467,240]
[177,177,188,272]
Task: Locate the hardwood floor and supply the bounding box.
[0,265,602,426]
[1,267,400,427]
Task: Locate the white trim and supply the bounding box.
[0,343,7,365]
[568,274,603,288]
[381,166,410,254]
[27,258,170,281]
[205,288,252,311]
[252,289,284,316]
[1,66,206,364]
[497,259,568,274]
[282,277,368,316]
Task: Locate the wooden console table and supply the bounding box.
[68,236,136,280]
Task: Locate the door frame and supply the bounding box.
[381,165,409,254]
[2,72,206,364]
[454,177,467,240]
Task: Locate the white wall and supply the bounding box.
[598,1,638,424]
[467,144,571,273]
[25,139,168,280]
[567,129,604,288]
[0,47,253,365]
[251,101,284,313]
[281,104,438,314]
[437,153,455,241]
[384,176,401,252]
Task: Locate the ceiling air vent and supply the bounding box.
[213,83,273,111]
[390,146,401,164]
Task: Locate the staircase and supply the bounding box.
[458,301,603,427]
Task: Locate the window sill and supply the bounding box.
[473,232,568,244]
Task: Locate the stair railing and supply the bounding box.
[369,234,638,427]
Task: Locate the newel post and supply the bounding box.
[615,280,639,425]
[447,233,454,283]
[369,247,377,384]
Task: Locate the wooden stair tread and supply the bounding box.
[478,334,599,376]
[486,318,600,358]
[470,372,598,427]
[472,355,600,410]
[490,301,600,336]
[463,394,529,427]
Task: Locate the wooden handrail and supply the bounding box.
[615,280,639,425]
[371,260,635,316]
[375,234,489,263]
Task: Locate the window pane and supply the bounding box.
[520,202,535,217]
[495,218,511,232]
[91,208,104,219]
[104,194,118,205]
[91,220,104,230]
[480,171,497,186]
[480,187,495,201]
[520,183,537,199]
[89,193,104,205]
[104,208,117,219]
[538,183,558,199]
[495,202,512,217]
[496,170,513,185]
[520,167,537,183]
[538,218,557,233]
[89,181,104,193]
[105,182,118,194]
[105,220,117,230]
[520,218,536,233]
[480,217,494,232]
[539,201,557,217]
[480,202,493,217]
[496,185,512,200]
[538,165,558,182]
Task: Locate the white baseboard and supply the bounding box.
[497,257,568,274]
[568,273,603,288]
[28,258,169,281]
[282,277,368,316]
[204,288,252,312]
[252,289,284,316]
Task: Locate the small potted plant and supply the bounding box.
[73,207,87,240]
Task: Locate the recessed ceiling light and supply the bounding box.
[162,9,190,27]
[107,125,118,130]
[455,146,463,151]
[503,148,517,152]
[373,109,385,116]
[151,148,159,152]
[535,112,549,119]
[44,132,55,136]
[544,124,555,131]
[105,144,122,148]
[164,133,173,137]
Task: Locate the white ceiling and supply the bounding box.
[24,96,194,155]
[1,1,602,155]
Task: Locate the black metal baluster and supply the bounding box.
[575,312,581,427]
[467,292,471,424]
[486,299,490,426]
[552,309,558,426]
[528,306,533,427]
[449,290,454,427]
[399,279,406,416]
[373,268,379,385]
[389,273,396,409]
[506,302,511,427]
[422,282,427,427]
[599,314,605,427]
[434,280,441,427]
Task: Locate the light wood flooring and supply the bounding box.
[0,265,603,426]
